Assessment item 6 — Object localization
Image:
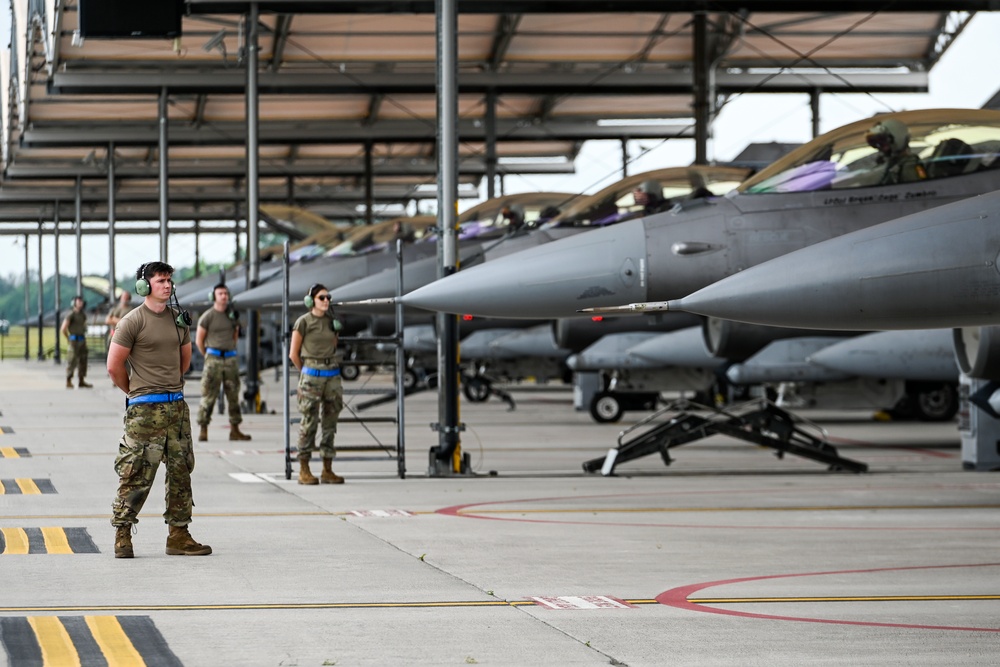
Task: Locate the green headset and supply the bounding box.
[209,284,239,321]
[304,283,342,331]
[303,283,324,309]
[135,262,190,327]
[135,262,174,297]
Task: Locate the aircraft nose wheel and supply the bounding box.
[590,392,623,423]
[462,376,491,402]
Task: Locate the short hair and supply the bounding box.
[308,283,328,299]
[213,283,229,294]
[136,261,174,281]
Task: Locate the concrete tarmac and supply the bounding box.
[1,358,998,666]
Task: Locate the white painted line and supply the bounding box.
[229,472,267,483]
[529,596,635,610]
[348,509,414,517]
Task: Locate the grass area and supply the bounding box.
[0,328,107,362]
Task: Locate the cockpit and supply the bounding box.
[740,109,1000,195]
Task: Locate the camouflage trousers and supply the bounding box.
[111,400,196,528]
[297,372,343,459]
[66,339,88,379]
[197,356,242,426]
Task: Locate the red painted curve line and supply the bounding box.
[656,562,1000,632]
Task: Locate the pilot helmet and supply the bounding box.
[866,118,910,156]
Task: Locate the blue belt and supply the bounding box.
[127,392,184,407]
[69,334,85,342]
[302,367,340,377]
[206,348,237,358]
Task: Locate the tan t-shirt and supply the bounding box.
[112,303,191,398]
[107,304,133,334]
[198,308,238,351]
[293,312,339,369]
[65,310,87,336]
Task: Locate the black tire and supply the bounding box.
[341,364,360,381]
[590,392,623,423]
[912,382,959,422]
[403,368,420,391]
[463,376,490,402]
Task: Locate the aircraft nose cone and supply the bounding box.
[402,220,650,318]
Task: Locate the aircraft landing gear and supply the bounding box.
[462,375,491,403]
[589,391,658,424]
[888,381,958,422]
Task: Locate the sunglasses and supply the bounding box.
[315,294,331,301]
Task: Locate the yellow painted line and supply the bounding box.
[690,594,1000,604]
[1,527,29,554]
[0,599,660,614]
[460,504,1000,515]
[41,527,73,555]
[85,616,146,667]
[27,617,81,667]
[15,478,41,495]
[1,447,19,458]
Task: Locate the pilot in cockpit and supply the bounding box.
[865,118,927,185]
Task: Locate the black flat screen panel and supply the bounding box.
[78,0,183,39]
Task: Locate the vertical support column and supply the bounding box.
[245,2,262,411]
[158,90,169,261]
[36,219,44,361]
[107,142,117,307]
[54,205,61,364]
[692,12,711,165]
[364,140,374,226]
[810,89,821,139]
[194,219,201,278]
[485,90,497,200]
[75,177,83,296]
[620,138,629,178]
[23,234,30,360]
[431,0,464,475]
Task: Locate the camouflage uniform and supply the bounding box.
[197,356,242,427]
[112,400,194,527]
[297,372,343,459]
[65,309,88,381]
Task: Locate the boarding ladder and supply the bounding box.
[582,398,868,476]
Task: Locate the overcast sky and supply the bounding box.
[2,10,1000,282]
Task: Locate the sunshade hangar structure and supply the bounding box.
[0,0,986,473]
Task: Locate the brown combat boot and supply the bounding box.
[66,377,74,389]
[78,378,93,388]
[165,525,212,556]
[321,458,345,484]
[114,525,134,559]
[229,425,252,441]
[198,424,208,442]
[298,456,319,485]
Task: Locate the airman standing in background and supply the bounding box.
[61,296,91,389]
[289,283,344,485]
[105,290,134,348]
[195,283,251,442]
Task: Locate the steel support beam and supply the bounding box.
[187,1,1000,14]
[159,90,169,260]
[48,70,930,96]
[246,3,263,410]
[108,143,117,305]
[21,117,702,147]
[433,0,463,475]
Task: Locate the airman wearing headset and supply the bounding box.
[289,283,345,485]
[195,283,251,443]
[61,295,92,389]
[106,261,211,559]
